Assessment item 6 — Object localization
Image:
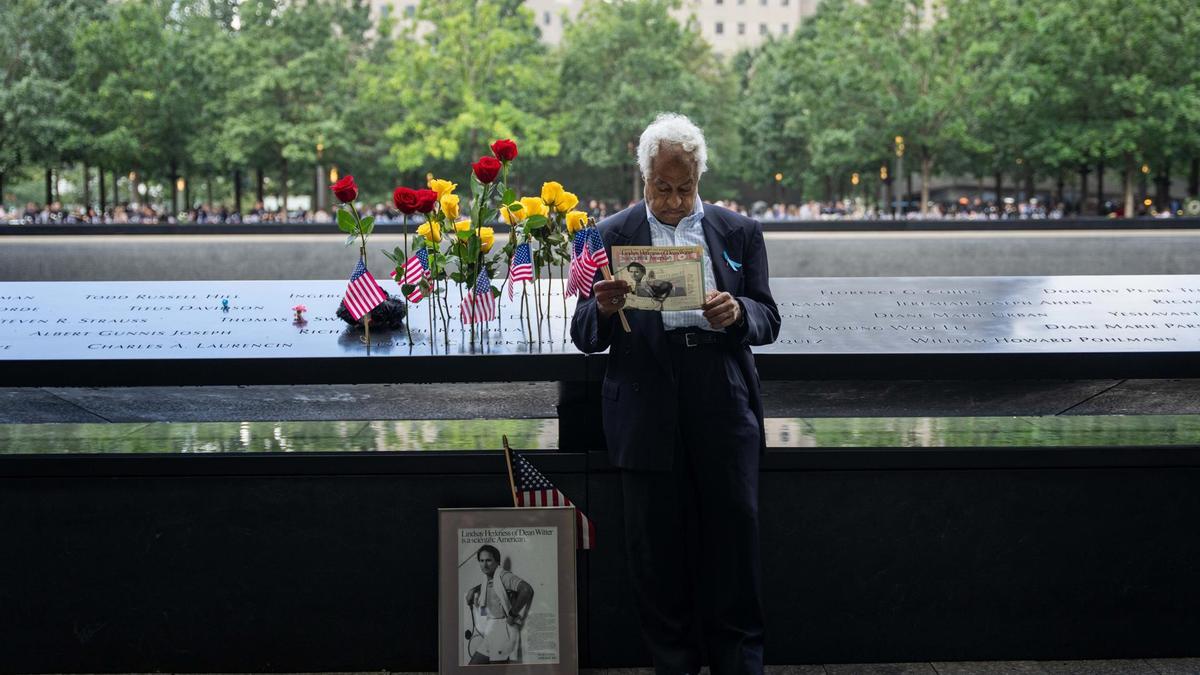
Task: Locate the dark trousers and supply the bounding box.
[620,343,764,675]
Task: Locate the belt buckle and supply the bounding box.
[684,332,699,348]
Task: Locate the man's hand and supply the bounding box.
[702,290,741,329]
[594,279,631,319]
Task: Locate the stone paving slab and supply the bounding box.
[0,387,109,423]
[4,379,1200,428]
[38,382,560,423]
[758,380,1125,418]
[40,658,1196,674]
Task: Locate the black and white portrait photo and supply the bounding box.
[457,527,560,666]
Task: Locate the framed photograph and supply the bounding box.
[612,245,706,311]
[438,507,578,674]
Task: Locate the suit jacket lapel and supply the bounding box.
[701,203,739,295]
[613,202,650,246]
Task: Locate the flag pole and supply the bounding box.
[501,435,520,508]
[586,218,630,333]
[602,263,632,333]
[360,246,373,355]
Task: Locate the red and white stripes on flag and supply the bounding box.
[510,449,595,550]
[566,230,598,298]
[506,242,534,300]
[343,259,387,321]
[402,248,431,302]
[460,269,497,324]
[517,487,595,550]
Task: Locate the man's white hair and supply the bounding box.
[637,113,708,181]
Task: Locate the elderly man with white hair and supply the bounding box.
[571,113,780,675]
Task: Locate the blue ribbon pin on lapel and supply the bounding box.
[723,250,742,272]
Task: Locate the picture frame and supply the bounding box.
[438,507,579,674]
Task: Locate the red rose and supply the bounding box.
[472,155,502,184]
[491,139,518,162]
[392,186,419,214]
[330,175,358,203]
[414,188,439,214]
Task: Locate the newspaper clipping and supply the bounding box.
[612,245,706,311]
[458,526,560,666]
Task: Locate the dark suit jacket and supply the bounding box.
[570,201,781,470]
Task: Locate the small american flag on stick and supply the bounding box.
[343,259,387,321]
[506,242,533,300]
[566,230,598,298]
[503,436,595,550]
[460,269,496,324]
[402,248,431,302]
[586,227,609,269]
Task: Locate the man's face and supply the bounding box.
[478,550,498,577]
[645,144,698,226]
[629,266,645,283]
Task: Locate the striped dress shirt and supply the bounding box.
[645,196,722,332]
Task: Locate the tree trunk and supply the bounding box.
[185,176,192,216]
[256,167,264,204]
[45,168,53,205]
[0,171,5,208]
[884,178,893,219]
[1096,162,1105,215]
[82,163,91,208]
[1023,169,1034,202]
[1123,156,1135,219]
[235,169,243,213]
[1078,165,1089,216]
[53,167,59,202]
[905,171,913,214]
[824,174,833,203]
[170,162,179,216]
[1155,166,1170,211]
[281,157,289,216]
[206,178,213,208]
[1189,158,1199,198]
[99,168,106,215]
[1055,170,1064,208]
[919,155,932,216]
[994,171,1002,205]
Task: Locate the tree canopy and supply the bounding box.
[2,0,1198,216]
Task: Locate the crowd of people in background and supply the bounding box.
[0,195,1190,225]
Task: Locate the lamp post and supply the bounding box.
[774,172,783,205]
[894,136,905,219]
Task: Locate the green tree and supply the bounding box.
[373,0,560,192]
[558,0,736,203]
[214,0,362,213]
[0,0,102,205]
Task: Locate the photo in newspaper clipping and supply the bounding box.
[458,525,560,666]
[611,245,706,311]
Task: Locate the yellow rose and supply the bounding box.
[416,220,441,243]
[454,219,472,234]
[500,205,520,225]
[540,181,565,208]
[428,178,457,199]
[519,196,548,219]
[479,227,495,253]
[440,193,460,220]
[565,210,588,234]
[556,191,579,213]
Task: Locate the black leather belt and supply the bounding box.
[665,329,726,348]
